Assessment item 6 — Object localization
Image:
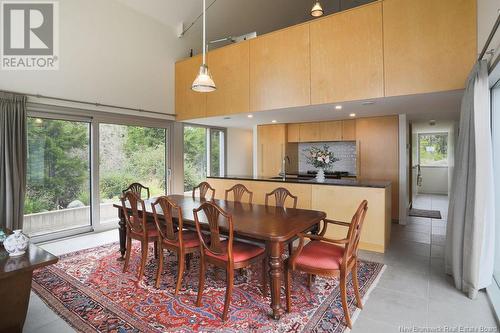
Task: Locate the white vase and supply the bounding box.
[316,168,326,183]
[4,229,29,257]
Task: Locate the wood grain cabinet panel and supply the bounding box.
[257,124,287,177]
[207,42,250,117]
[319,121,342,141]
[356,116,399,220]
[383,0,476,96]
[310,2,384,104]
[342,120,356,141]
[175,55,206,121]
[250,24,311,112]
[299,122,321,142]
[287,123,300,143]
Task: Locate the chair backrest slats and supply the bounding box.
[193,201,234,261]
[151,196,182,245]
[265,187,298,209]
[192,182,215,200]
[122,183,150,200]
[344,200,369,262]
[120,191,147,235]
[225,184,253,203]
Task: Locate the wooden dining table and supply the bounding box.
[114,194,326,320]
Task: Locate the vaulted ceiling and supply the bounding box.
[116,0,375,57]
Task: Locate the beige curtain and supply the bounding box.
[0,92,27,231]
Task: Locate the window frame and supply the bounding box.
[417,132,449,168]
[26,104,174,242]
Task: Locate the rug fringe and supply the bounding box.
[345,263,387,332]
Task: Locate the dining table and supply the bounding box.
[114,194,326,320]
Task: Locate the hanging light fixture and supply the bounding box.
[192,0,216,92]
[311,1,324,17]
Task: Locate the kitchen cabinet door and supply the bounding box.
[383,0,476,96]
[342,120,356,141]
[310,2,384,104]
[299,122,321,142]
[250,24,311,112]
[207,41,250,117]
[257,124,287,177]
[287,123,300,143]
[175,55,207,121]
[319,121,342,141]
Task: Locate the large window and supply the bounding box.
[24,117,91,237]
[418,133,448,166]
[99,124,167,224]
[183,125,225,192]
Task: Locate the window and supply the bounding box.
[24,117,91,237]
[183,125,225,192]
[99,124,167,224]
[418,133,448,166]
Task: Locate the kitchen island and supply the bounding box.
[207,175,391,253]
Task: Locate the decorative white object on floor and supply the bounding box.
[4,229,29,257]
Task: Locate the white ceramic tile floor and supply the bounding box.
[23,194,499,332]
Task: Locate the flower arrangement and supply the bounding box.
[304,145,339,169]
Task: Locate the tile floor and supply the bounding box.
[23,194,499,332]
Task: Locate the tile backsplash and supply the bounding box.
[298,141,357,175]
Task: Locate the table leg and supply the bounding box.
[268,241,284,320]
[118,211,126,261]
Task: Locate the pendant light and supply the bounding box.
[192,0,216,92]
[311,1,324,17]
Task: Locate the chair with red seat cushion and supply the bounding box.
[152,196,204,295]
[121,191,159,280]
[193,201,267,321]
[285,200,368,329]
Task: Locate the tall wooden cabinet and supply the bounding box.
[310,2,384,104]
[250,24,311,112]
[175,55,206,121]
[383,0,476,96]
[257,124,287,177]
[206,41,250,117]
[356,116,399,220]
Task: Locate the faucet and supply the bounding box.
[281,155,291,181]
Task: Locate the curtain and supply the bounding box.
[0,92,27,231]
[445,60,496,299]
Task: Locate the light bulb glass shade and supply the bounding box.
[192,64,216,92]
[311,1,324,17]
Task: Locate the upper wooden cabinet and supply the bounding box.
[175,55,206,121]
[320,121,342,141]
[250,24,311,112]
[310,2,384,104]
[299,122,321,142]
[342,119,356,141]
[207,42,250,117]
[383,0,476,96]
[287,123,300,143]
[257,124,287,177]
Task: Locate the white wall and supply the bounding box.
[226,128,253,176]
[0,0,193,115]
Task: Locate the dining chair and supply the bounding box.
[122,182,150,199]
[120,191,159,280]
[192,181,215,200]
[284,200,369,329]
[265,187,298,254]
[193,201,267,321]
[151,196,203,295]
[225,184,253,203]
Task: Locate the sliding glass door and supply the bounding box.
[98,124,168,224]
[24,116,91,237]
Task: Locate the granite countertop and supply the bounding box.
[208,175,391,189]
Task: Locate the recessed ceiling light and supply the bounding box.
[247,114,253,118]
[362,101,375,105]
[271,120,277,123]
[349,113,356,117]
[223,116,231,120]
[335,105,342,110]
